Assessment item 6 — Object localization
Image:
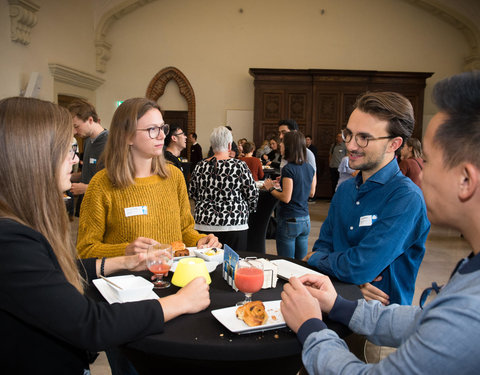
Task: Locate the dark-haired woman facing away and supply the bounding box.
[263,131,316,260]
[0,97,210,375]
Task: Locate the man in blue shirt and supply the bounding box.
[280,70,480,375]
[306,91,430,305]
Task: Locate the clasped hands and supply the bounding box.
[280,274,338,334]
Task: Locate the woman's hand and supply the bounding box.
[263,178,274,190]
[197,234,221,249]
[123,253,147,272]
[125,237,157,255]
[98,253,147,276]
[159,277,211,321]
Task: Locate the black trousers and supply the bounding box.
[199,229,248,253]
[330,167,340,195]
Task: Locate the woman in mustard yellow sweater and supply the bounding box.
[77,98,220,259]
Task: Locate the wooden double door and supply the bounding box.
[250,69,433,198]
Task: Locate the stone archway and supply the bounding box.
[146,66,196,157]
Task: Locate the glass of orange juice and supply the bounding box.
[235,261,264,306]
[146,243,173,289]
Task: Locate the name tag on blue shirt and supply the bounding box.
[359,214,377,227]
[124,206,148,217]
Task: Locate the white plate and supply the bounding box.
[171,260,219,273]
[193,248,224,263]
[270,259,323,280]
[173,247,196,261]
[211,300,285,334]
[92,275,158,304]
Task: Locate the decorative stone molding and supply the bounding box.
[8,0,39,45]
[48,63,105,91]
[95,0,159,73]
[146,67,196,157]
[95,40,112,73]
[401,0,480,72]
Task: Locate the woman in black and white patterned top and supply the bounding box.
[189,126,258,252]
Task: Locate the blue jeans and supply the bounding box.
[276,215,310,260]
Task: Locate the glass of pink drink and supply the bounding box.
[235,261,264,306]
[146,243,173,289]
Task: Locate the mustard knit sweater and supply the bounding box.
[76,165,205,258]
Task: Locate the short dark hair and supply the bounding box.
[189,132,197,140]
[242,141,255,154]
[433,71,480,169]
[278,119,299,131]
[305,135,312,139]
[283,131,306,165]
[354,92,414,147]
[67,99,99,123]
[165,125,183,147]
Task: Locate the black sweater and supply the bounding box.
[0,219,164,374]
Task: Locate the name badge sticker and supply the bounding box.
[359,214,377,227]
[124,206,148,217]
[89,158,97,165]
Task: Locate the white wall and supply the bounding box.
[0,0,471,150]
[0,0,97,101]
[95,0,469,147]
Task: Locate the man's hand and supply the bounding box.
[303,251,315,262]
[70,182,88,195]
[197,234,221,249]
[298,274,338,313]
[280,277,323,333]
[125,237,157,255]
[359,276,390,305]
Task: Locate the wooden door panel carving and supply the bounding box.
[250,69,433,198]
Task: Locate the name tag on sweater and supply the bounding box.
[89,158,97,165]
[359,214,377,227]
[124,206,148,217]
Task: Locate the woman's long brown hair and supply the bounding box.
[0,97,84,293]
[103,98,169,188]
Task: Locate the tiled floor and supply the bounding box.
[82,199,471,374]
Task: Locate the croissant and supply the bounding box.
[236,301,268,327]
[171,241,188,257]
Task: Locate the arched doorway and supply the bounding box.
[146,67,196,160]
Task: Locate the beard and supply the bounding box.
[348,143,389,172]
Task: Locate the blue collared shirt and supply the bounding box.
[308,159,430,304]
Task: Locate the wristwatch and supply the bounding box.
[268,186,275,193]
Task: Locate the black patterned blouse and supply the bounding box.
[189,157,258,232]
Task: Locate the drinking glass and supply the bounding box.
[146,243,173,289]
[234,260,264,306]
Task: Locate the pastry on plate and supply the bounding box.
[171,241,189,257]
[235,301,268,327]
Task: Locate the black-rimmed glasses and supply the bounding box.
[137,124,170,139]
[341,128,394,148]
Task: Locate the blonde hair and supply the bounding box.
[0,97,84,293]
[104,98,169,188]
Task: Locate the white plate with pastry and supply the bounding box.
[211,300,285,334]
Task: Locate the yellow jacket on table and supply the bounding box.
[77,165,205,258]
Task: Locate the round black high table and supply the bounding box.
[93,252,362,374]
